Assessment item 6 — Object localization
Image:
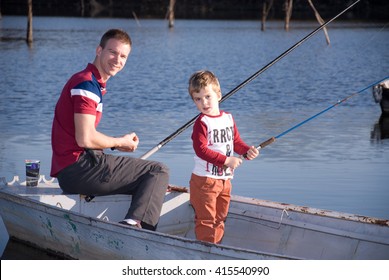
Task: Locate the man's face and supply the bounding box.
[96,38,131,81]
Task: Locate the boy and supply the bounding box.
[188,70,259,243]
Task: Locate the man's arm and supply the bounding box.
[74,113,138,152]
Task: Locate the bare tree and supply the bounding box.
[284,0,293,31]
[27,0,33,45]
[80,0,85,17]
[261,0,274,31]
[260,0,330,44]
[307,0,330,45]
[167,0,176,28]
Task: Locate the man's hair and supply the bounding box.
[99,29,132,48]
[188,70,221,99]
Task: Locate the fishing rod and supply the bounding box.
[140,0,361,160]
[87,77,387,203]
[246,76,389,154]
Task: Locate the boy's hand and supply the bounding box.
[245,146,259,160]
[224,156,243,170]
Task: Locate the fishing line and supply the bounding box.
[140,0,361,160]
[249,76,389,152]
[359,22,389,48]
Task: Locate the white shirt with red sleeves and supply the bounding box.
[191,111,250,180]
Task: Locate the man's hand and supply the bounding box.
[116,132,139,152]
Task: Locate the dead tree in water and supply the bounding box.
[26,0,33,45]
[166,0,176,28]
[261,0,274,31]
[80,0,85,16]
[307,0,330,44]
[284,0,293,31]
[262,0,330,45]
[132,11,141,27]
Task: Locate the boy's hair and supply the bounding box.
[188,70,221,99]
[99,29,132,48]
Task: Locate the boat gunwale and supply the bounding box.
[2,175,389,227]
[229,193,389,227]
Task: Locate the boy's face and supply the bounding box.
[192,85,221,116]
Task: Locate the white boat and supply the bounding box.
[0,175,388,260]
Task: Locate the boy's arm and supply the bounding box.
[232,122,251,155]
[192,119,227,167]
[232,122,259,160]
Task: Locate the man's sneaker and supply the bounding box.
[119,219,142,229]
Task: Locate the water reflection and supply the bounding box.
[371,114,389,141]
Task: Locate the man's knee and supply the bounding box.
[153,162,170,176]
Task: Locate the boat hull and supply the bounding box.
[1,177,388,260]
[0,182,289,260]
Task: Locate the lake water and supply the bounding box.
[0,16,388,259]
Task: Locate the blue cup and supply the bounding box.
[25,160,40,186]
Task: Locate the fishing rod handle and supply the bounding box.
[242,137,276,159]
[140,145,162,160]
[257,137,276,150]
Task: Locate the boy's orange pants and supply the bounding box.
[189,173,232,243]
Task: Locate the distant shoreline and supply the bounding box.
[1,0,388,21]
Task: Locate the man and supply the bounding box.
[51,29,169,231]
